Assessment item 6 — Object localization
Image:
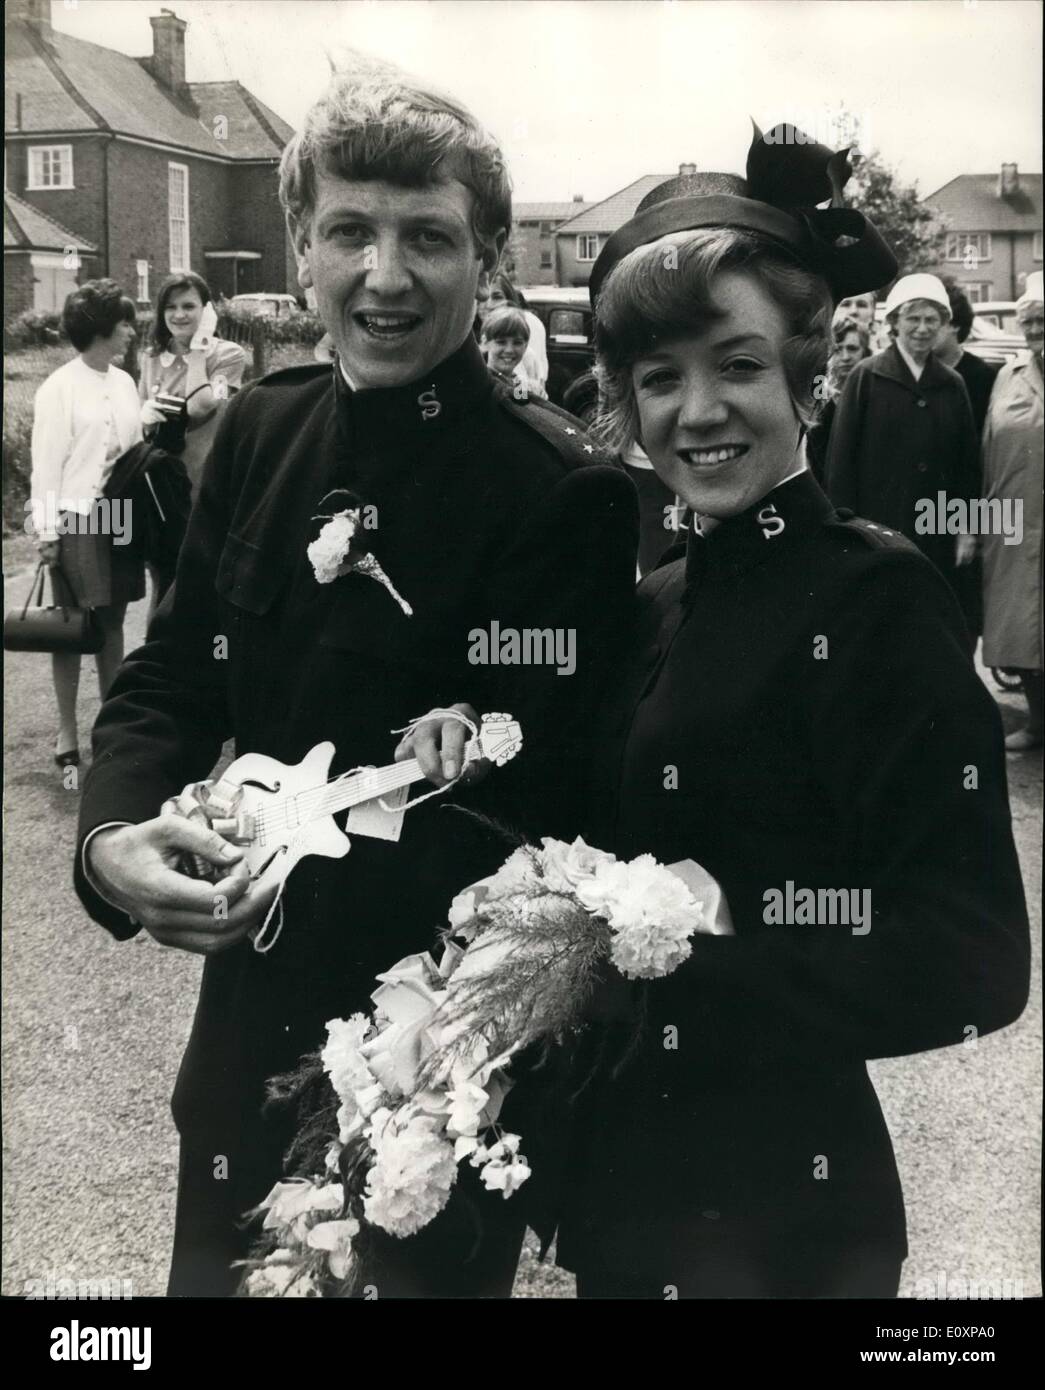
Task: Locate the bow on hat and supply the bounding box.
[589,121,897,307]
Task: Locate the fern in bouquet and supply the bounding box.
[242,835,731,1297]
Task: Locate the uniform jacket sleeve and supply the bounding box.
[650,550,1030,1068]
[475,463,638,839]
[73,392,243,937]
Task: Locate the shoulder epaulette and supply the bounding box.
[497,389,617,467]
[827,508,920,552]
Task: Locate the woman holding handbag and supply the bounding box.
[29,279,144,768]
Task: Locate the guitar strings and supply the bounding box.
[253,759,426,840]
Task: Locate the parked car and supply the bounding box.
[973,301,1019,334]
[228,293,302,318]
[518,286,594,406]
[965,311,1025,368]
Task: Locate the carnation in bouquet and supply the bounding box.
[243,835,731,1297]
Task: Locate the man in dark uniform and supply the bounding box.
[74,62,636,1296]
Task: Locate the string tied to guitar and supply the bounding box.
[387,706,480,810]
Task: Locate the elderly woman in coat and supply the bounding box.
[825,274,981,626]
[981,271,1044,751]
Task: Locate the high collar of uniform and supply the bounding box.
[684,468,834,587]
[871,343,953,391]
[333,332,493,437]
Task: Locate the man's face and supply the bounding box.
[293,173,502,389]
[831,330,865,380]
[895,300,943,362]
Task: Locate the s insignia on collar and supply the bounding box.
[418,387,441,421]
[756,504,786,539]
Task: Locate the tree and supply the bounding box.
[828,109,947,281]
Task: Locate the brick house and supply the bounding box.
[924,164,1043,302]
[552,173,675,287]
[509,198,592,285]
[4,0,297,321]
[4,188,97,318]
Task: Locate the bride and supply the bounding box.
[547,125,1030,1299]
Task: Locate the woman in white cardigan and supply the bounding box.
[30,280,143,768]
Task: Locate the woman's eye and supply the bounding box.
[638,369,677,390]
[722,357,765,375]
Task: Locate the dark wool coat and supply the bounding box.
[825,345,982,591]
[551,471,1029,1296]
[74,337,638,1295]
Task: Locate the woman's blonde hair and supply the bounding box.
[593,227,833,452]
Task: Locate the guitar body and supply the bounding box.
[227,741,351,891]
[181,715,524,896]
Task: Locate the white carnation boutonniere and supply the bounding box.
[307,489,413,617]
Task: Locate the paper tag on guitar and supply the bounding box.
[345,785,408,842]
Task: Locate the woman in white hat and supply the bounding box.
[825,272,981,627]
[980,270,1043,751]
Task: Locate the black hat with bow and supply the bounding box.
[588,122,897,308]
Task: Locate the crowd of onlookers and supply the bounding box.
[26,260,1044,769]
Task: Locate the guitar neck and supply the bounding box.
[312,738,480,821]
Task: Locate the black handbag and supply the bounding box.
[3,562,105,654]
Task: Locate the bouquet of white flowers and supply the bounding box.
[243,835,731,1297]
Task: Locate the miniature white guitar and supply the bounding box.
[169,713,523,893]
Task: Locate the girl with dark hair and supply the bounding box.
[139,272,247,497]
[30,279,144,767]
[548,127,1029,1299]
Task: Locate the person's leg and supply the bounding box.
[1005,668,1044,751]
[52,651,81,756]
[93,602,128,696]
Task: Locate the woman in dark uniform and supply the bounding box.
[551,126,1030,1299]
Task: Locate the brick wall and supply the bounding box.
[6,135,107,256]
[4,253,35,319]
[510,222,558,286]
[106,141,230,301]
[229,163,293,294]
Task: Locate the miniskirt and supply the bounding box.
[56,504,146,608]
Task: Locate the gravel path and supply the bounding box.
[2,538,1039,1299]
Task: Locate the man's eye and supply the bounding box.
[331,224,367,239]
[415,228,450,246]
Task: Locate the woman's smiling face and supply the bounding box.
[630,269,804,518]
[164,287,204,346]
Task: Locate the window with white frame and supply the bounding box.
[168,163,190,272]
[136,259,150,304]
[576,234,600,262]
[1034,230,1043,262]
[964,282,993,304]
[944,232,992,264]
[27,145,74,190]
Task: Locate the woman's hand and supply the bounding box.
[36,539,61,564]
[140,399,167,430]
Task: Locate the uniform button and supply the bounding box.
[916,398,927,408]
[917,462,929,473]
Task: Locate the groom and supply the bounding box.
[74,61,636,1296]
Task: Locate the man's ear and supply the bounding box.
[287,212,314,292]
[475,227,509,301]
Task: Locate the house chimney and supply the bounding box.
[573,193,584,202]
[998,163,1019,197]
[7,0,54,42]
[679,162,697,177]
[149,9,188,97]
